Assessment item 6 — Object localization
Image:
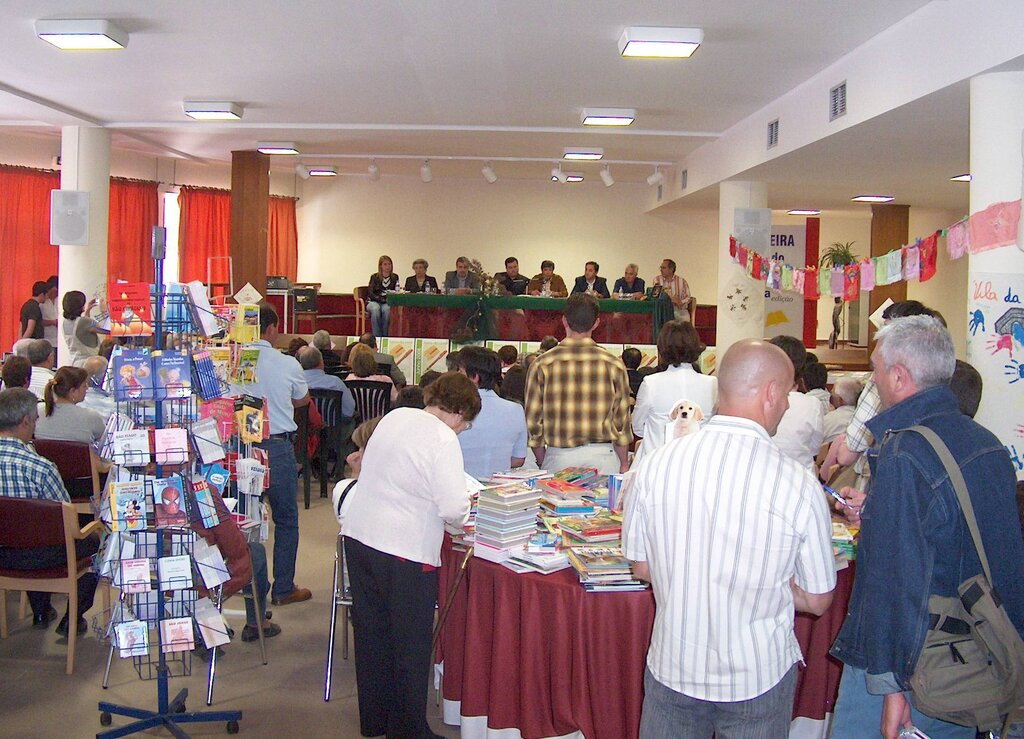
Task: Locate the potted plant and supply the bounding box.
[819,241,858,350]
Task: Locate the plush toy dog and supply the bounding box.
[669,400,705,439]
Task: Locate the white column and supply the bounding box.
[716,180,768,354]
[967,72,1024,477]
[57,126,111,366]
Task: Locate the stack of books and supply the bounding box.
[831,521,857,570]
[473,483,541,563]
[537,479,595,517]
[565,546,649,593]
[557,512,622,547]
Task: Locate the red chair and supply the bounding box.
[33,439,101,516]
[0,498,100,674]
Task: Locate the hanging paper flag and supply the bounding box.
[918,233,938,282]
[886,249,902,285]
[830,267,845,297]
[968,199,1021,254]
[859,258,875,291]
[793,268,806,296]
[729,235,738,259]
[751,254,763,281]
[946,217,969,260]
[738,245,749,268]
[903,245,920,281]
[760,258,770,281]
[804,267,819,300]
[781,264,794,292]
[872,255,888,287]
[769,260,783,289]
[843,263,860,301]
[818,266,831,298]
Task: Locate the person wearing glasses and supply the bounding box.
[339,372,481,739]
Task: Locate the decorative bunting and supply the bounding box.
[918,233,938,282]
[886,250,902,285]
[843,264,860,301]
[968,199,1021,254]
[738,245,749,268]
[902,245,920,281]
[819,266,832,298]
[793,268,805,296]
[873,255,888,287]
[729,235,737,258]
[781,264,794,292]
[947,217,969,259]
[803,267,819,300]
[830,267,845,298]
[751,254,763,281]
[859,258,875,291]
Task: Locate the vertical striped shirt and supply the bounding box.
[524,338,632,449]
[623,415,835,702]
[0,437,70,502]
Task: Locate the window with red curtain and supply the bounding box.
[108,178,159,284]
[0,166,60,353]
[178,186,232,288]
[268,195,298,282]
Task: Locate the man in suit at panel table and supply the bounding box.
[571,261,611,299]
[442,256,481,295]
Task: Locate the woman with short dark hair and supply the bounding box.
[403,258,439,293]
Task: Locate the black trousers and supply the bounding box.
[0,536,100,619]
[344,536,438,739]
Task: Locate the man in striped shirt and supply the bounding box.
[525,294,632,474]
[624,340,836,737]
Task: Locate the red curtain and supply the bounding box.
[0,166,60,353]
[268,196,298,281]
[108,178,159,283]
[178,186,232,287]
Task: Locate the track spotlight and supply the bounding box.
[481,163,498,184]
[420,160,433,183]
[600,166,614,187]
[295,163,311,180]
[551,164,568,183]
[646,167,665,186]
[368,160,380,181]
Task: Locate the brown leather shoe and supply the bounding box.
[271,587,312,606]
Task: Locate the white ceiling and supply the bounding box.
[0,0,977,209]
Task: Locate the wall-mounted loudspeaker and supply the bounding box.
[50,190,90,246]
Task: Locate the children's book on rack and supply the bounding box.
[113,349,155,402]
[232,347,260,384]
[109,480,148,531]
[154,427,189,466]
[153,349,192,400]
[111,428,151,465]
[191,350,225,401]
[153,476,187,527]
[200,397,236,441]
[160,617,195,654]
[184,280,221,338]
[157,555,194,590]
[106,281,154,337]
[190,416,226,464]
[235,395,266,444]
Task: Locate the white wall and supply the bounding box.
[907,207,969,357]
[295,174,720,300]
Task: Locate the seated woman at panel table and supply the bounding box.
[347,344,398,403]
[338,373,479,739]
[631,320,717,466]
[366,254,399,338]
[35,366,107,449]
[403,258,439,293]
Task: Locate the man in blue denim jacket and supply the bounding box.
[830,316,1024,738]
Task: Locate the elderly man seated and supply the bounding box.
[310,330,343,371]
[79,355,116,422]
[26,339,54,401]
[296,346,355,419]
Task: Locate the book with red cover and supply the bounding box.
[107,281,154,337]
[537,478,591,500]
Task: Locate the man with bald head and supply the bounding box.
[79,355,115,422]
[623,339,836,737]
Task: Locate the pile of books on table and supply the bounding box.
[473,483,541,563]
[552,467,610,507]
[566,546,648,592]
[557,511,622,548]
[537,479,595,517]
[831,521,858,570]
[502,532,571,574]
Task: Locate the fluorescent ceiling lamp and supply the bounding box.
[565,173,584,183]
[581,108,635,126]
[851,195,894,203]
[563,147,604,161]
[368,160,380,181]
[600,166,614,187]
[646,168,665,186]
[481,163,498,183]
[307,165,337,177]
[420,160,432,183]
[36,19,128,50]
[183,101,243,121]
[618,26,703,58]
[949,173,972,182]
[257,141,299,155]
[787,209,820,216]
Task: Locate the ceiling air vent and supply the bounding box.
[830,81,847,121]
[767,119,779,149]
[679,169,688,190]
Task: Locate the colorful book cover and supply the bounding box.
[115,620,150,658]
[202,463,230,495]
[156,554,193,590]
[119,557,152,593]
[200,397,236,440]
[110,480,147,531]
[190,416,225,464]
[107,281,154,337]
[233,304,260,344]
[160,617,194,653]
[153,349,192,400]
[154,427,190,466]
[211,304,238,336]
[112,429,151,465]
[235,395,264,444]
[191,350,224,400]
[190,479,220,529]
[231,347,260,385]
[206,347,233,387]
[153,476,187,527]
[185,280,221,337]
[113,348,154,402]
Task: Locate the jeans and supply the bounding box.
[830,666,975,738]
[242,542,270,627]
[0,536,100,620]
[257,438,299,601]
[366,301,390,337]
[640,665,797,739]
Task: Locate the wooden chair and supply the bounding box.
[0,498,101,674]
[310,389,354,501]
[33,439,101,515]
[353,287,368,337]
[293,404,312,509]
[345,379,392,423]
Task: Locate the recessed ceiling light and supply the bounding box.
[618,27,703,58]
[565,173,585,183]
[307,165,337,177]
[949,173,972,182]
[183,101,243,121]
[787,209,821,216]
[563,147,604,161]
[36,19,128,50]
[851,195,895,203]
[257,142,299,155]
[581,108,636,126]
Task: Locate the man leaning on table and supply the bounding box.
[525,293,632,474]
[527,260,568,297]
[623,339,836,738]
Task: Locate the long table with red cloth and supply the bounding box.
[436,538,854,739]
[387,293,671,343]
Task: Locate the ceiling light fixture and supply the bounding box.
[581,108,636,126]
[563,147,604,161]
[420,160,433,183]
[481,162,498,183]
[183,101,243,121]
[646,167,665,186]
[949,173,972,182]
[256,141,299,155]
[551,164,568,184]
[787,209,821,216]
[618,26,703,58]
[851,195,895,203]
[600,166,615,187]
[565,172,584,183]
[36,19,128,50]
[307,165,337,177]
[368,160,380,181]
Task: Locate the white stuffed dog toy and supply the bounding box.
[669,400,705,439]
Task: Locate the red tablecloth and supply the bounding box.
[390,305,470,339]
[489,307,654,344]
[437,540,855,738]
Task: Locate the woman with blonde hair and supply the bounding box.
[35,366,106,447]
[366,254,398,337]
